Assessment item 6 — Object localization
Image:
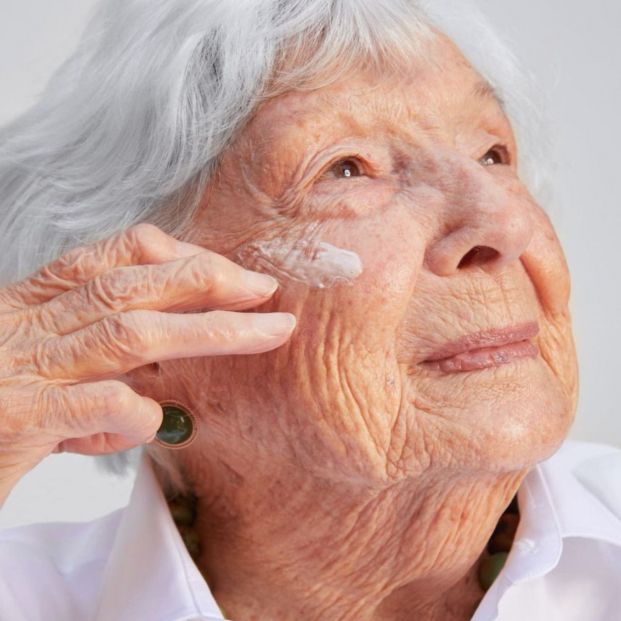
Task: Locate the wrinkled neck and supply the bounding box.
[182,461,526,621]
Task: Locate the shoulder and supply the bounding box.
[0,509,123,620]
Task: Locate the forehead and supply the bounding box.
[243,33,505,147]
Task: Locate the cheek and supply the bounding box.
[521,206,572,316]
[521,206,578,409]
[231,187,431,340]
[279,205,429,343]
[281,210,433,479]
[270,208,430,472]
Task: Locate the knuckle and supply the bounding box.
[86,267,137,312]
[44,244,95,284]
[139,264,164,300]
[100,310,151,361]
[33,382,69,431]
[35,382,131,437]
[185,252,225,293]
[27,304,58,335]
[125,223,168,254]
[30,334,62,377]
[187,252,213,282]
[101,380,136,413]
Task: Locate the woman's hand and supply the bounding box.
[0,223,295,505]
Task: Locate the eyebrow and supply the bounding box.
[472,79,506,111]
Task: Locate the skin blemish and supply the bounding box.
[235,238,363,289]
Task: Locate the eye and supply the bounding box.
[479,145,510,167]
[329,158,364,179]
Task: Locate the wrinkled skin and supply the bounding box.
[130,34,578,621]
[0,22,577,621]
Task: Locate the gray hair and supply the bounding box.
[0,0,551,481]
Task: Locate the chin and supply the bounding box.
[407,354,577,476]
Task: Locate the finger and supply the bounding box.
[35,250,278,335]
[39,379,162,445]
[0,223,207,309]
[33,309,297,381]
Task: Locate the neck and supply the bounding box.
[180,459,526,621]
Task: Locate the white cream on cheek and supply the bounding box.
[235,239,363,288]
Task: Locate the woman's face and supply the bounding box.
[178,34,578,483]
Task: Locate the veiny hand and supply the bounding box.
[0,223,295,505]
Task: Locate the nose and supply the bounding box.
[424,168,534,277]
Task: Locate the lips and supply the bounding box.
[419,322,540,373]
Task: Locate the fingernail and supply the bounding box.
[243,270,279,296]
[253,312,296,336]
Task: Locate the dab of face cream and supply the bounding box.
[237,239,363,288]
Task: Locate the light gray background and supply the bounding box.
[0,0,619,528]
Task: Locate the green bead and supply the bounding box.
[156,404,194,446]
[178,526,201,558]
[168,497,197,526]
[478,552,509,591]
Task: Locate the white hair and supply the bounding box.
[0,0,552,482]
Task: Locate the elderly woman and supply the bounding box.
[0,0,619,619]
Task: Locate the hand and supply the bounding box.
[0,223,295,505]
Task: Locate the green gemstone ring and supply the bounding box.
[155,402,197,449]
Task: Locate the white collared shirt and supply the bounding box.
[1,439,620,621]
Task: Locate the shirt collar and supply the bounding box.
[94,452,227,621]
[93,441,621,621]
[473,440,621,621]
[542,440,621,544]
[505,440,621,584]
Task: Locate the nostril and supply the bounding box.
[457,245,500,269]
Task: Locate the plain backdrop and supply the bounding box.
[0,0,619,528]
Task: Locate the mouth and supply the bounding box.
[419,322,540,374]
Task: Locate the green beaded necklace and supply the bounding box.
[166,492,520,613]
[477,495,520,590]
[167,492,230,618]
